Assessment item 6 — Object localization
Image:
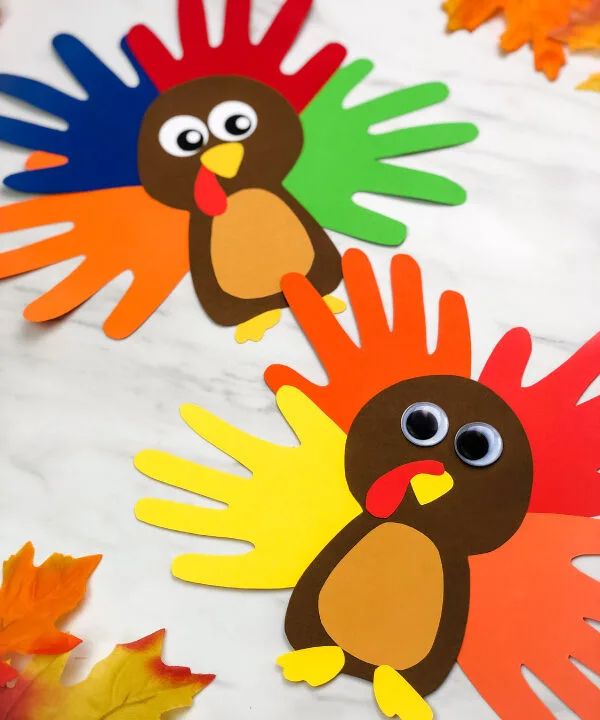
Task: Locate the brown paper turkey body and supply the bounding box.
[285,375,533,695]
[138,76,341,332]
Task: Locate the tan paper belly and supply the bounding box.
[318,523,444,670]
[211,188,315,299]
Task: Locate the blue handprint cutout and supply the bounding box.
[0,34,157,194]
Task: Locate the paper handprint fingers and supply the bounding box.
[281,271,357,372]
[23,260,117,322]
[534,657,600,720]
[361,162,467,205]
[0,193,75,231]
[352,81,451,125]
[52,33,123,93]
[265,365,321,404]
[179,404,272,471]
[274,386,344,446]
[102,271,187,340]
[330,199,410,246]
[342,248,390,346]
[0,232,79,278]
[370,122,479,159]
[5,164,81,194]
[0,116,68,155]
[310,59,373,108]
[171,549,299,589]
[571,621,600,676]
[0,74,78,118]
[126,25,174,87]
[134,449,246,505]
[135,498,244,541]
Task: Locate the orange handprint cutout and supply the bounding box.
[265,248,471,432]
[0,186,189,339]
[460,513,600,720]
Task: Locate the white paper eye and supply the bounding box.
[159,115,209,157]
[455,423,503,467]
[208,101,257,141]
[401,402,449,447]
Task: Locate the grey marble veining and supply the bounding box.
[0,1,598,718]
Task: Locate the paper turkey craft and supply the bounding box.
[0,0,477,341]
[135,250,600,719]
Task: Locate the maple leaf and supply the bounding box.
[0,542,101,683]
[0,630,214,720]
[559,0,600,48]
[443,0,595,80]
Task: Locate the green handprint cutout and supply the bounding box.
[284,59,479,246]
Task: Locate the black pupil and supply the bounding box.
[406,409,438,440]
[225,114,251,135]
[456,429,489,461]
[177,129,204,151]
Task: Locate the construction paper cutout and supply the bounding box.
[277,646,345,687]
[266,249,472,432]
[135,249,599,717]
[0,1,478,338]
[0,542,101,685]
[373,665,433,720]
[234,308,282,343]
[443,0,599,82]
[137,73,341,326]
[285,374,532,694]
[210,190,315,299]
[0,35,157,194]
[0,630,214,719]
[0,186,189,339]
[479,328,600,516]
[127,0,347,111]
[283,60,479,246]
[134,386,360,589]
[318,524,444,670]
[459,513,600,719]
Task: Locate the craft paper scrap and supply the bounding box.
[0,542,101,686]
[135,386,360,589]
[135,249,600,719]
[0,0,478,341]
[0,630,214,720]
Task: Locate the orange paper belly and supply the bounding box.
[318,523,444,670]
[210,188,315,299]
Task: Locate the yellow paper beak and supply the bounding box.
[200,142,244,178]
[410,471,454,506]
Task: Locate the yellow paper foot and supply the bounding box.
[324,295,346,314]
[373,666,433,720]
[235,309,281,343]
[277,646,345,687]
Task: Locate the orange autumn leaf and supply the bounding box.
[0,630,214,720]
[566,20,600,46]
[0,543,101,683]
[443,0,593,80]
[560,0,600,46]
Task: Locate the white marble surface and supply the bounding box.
[0,0,599,718]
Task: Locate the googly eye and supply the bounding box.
[454,423,503,467]
[159,115,209,157]
[401,402,449,447]
[208,101,257,141]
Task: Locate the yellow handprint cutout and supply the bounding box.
[134,386,360,589]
